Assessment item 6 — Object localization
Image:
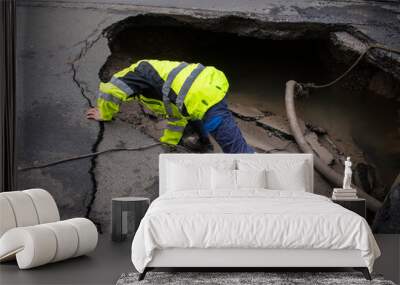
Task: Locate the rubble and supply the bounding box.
[236,119,292,153]
[354,163,376,194]
[330,32,367,55]
[368,71,400,100]
[228,103,265,121]
[118,101,165,140]
[304,132,334,166]
[307,124,327,135]
[256,114,306,140]
[314,171,333,197]
[373,184,400,233]
[392,173,400,190]
[354,163,387,202]
[116,94,386,210]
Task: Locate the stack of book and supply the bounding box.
[332,188,358,200]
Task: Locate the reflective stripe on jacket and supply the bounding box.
[96,60,229,145]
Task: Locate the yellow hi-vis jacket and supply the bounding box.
[97,60,229,145]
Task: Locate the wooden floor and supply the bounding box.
[0,234,133,285]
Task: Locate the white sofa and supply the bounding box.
[0,189,98,269]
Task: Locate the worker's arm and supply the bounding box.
[89,63,141,121]
[156,101,187,145]
[160,117,188,145]
[96,80,134,121]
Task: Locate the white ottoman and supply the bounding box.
[0,189,98,269]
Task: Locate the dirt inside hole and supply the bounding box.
[99,16,400,203]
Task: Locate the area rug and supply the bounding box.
[116,272,396,285]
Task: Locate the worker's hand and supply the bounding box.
[86,108,102,121]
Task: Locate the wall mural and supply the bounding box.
[16,14,399,234]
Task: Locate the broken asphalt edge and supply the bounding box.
[18,1,400,80]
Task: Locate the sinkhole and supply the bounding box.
[99,15,400,202]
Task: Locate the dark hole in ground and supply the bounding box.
[100,16,400,201]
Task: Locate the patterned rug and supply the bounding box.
[116,272,396,285]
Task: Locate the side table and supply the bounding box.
[111,197,150,242]
[332,198,366,219]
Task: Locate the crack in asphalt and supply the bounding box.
[69,17,109,107]
[69,19,109,232]
[70,64,94,107]
[85,121,104,233]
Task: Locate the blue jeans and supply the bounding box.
[201,99,255,153]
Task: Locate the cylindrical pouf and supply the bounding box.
[0,226,57,269]
[0,218,98,269]
[42,221,79,262]
[0,189,59,238]
[0,196,17,237]
[0,191,39,227]
[23,189,60,223]
[65,218,98,257]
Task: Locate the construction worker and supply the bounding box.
[86,59,255,153]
